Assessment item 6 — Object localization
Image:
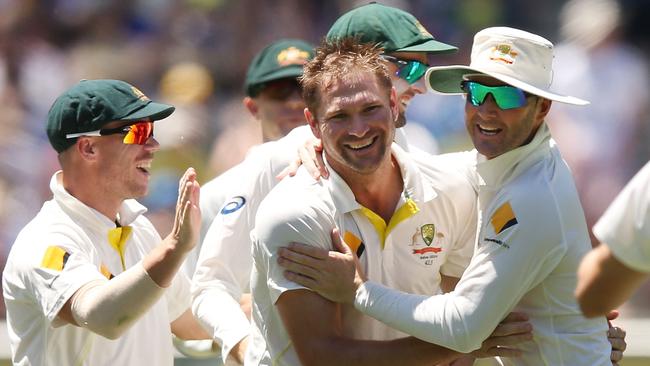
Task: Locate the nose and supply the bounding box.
[144,136,160,152]
[348,116,370,137]
[475,93,499,117]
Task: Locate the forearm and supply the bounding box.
[143,235,192,288]
[298,336,459,366]
[68,261,165,339]
[192,288,249,360]
[354,281,490,353]
[577,245,648,317]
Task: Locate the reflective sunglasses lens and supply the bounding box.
[398,61,427,84]
[123,122,153,145]
[463,82,527,110]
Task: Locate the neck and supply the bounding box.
[335,154,403,223]
[62,169,121,221]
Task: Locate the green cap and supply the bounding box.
[244,39,315,96]
[326,3,457,54]
[47,79,175,153]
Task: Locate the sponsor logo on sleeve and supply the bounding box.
[221,196,247,215]
[41,246,70,271]
[343,231,365,258]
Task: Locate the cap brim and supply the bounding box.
[425,66,589,105]
[122,101,176,122]
[255,66,304,86]
[396,39,458,54]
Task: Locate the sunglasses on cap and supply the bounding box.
[66,121,154,145]
[461,81,530,110]
[381,55,429,85]
[254,78,302,101]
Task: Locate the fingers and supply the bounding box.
[610,350,623,363]
[276,158,301,181]
[316,150,328,179]
[606,310,620,322]
[278,256,322,280]
[501,311,529,323]
[285,242,329,260]
[491,321,533,337]
[283,270,319,289]
[483,347,523,358]
[330,228,352,255]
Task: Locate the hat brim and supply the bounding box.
[246,65,304,95]
[396,39,458,54]
[425,65,589,105]
[121,101,176,122]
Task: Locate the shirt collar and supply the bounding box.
[325,143,436,214]
[475,123,552,187]
[50,171,148,231]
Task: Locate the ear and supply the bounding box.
[243,96,259,119]
[304,108,321,139]
[76,137,98,162]
[535,98,552,122]
[389,86,399,121]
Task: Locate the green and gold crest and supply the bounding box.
[421,224,435,246]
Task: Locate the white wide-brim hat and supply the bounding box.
[426,27,589,105]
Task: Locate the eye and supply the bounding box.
[363,105,380,113]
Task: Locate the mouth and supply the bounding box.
[345,136,377,151]
[477,123,502,136]
[136,161,152,175]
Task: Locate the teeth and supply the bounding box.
[478,124,500,136]
[136,162,151,169]
[347,138,374,150]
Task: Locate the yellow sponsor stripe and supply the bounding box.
[491,202,517,234]
[41,246,67,271]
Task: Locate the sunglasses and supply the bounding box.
[461,81,530,110]
[66,121,154,145]
[256,78,302,101]
[381,55,429,84]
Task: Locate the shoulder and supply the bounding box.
[412,150,477,205]
[254,169,334,248]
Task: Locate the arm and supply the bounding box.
[57,168,200,339]
[191,206,256,363]
[576,244,649,317]
[277,289,459,366]
[171,308,212,340]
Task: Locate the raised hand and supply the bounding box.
[170,167,201,253]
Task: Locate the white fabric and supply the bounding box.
[426,27,588,105]
[191,125,412,361]
[353,124,611,365]
[2,171,191,366]
[70,262,164,340]
[594,160,650,273]
[247,144,477,365]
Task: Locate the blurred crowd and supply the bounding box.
[1,0,650,318]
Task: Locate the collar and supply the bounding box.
[325,143,436,214]
[50,171,148,231]
[475,123,552,188]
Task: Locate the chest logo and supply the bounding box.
[421,224,435,246]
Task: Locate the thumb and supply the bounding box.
[606,309,619,322]
[331,228,351,255]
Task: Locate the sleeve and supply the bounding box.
[593,161,650,273]
[191,192,258,360]
[167,270,192,321]
[27,231,107,323]
[355,195,567,353]
[252,189,335,305]
[440,172,477,278]
[191,144,292,360]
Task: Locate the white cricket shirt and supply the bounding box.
[2,172,190,366]
[247,144,477,365]
[594,160,650,272]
